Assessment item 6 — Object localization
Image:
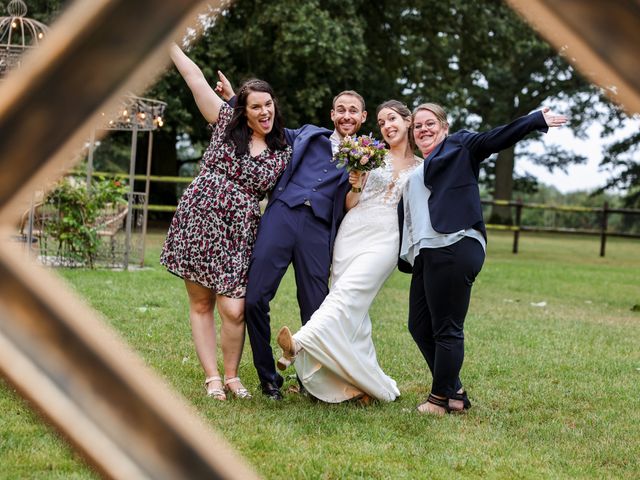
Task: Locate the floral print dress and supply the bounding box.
[160,103,291,298]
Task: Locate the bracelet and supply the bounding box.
[350,186,362,193]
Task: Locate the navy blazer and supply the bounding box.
[398,110,548,272]
[267,124,351,248]
[227,96,350,248]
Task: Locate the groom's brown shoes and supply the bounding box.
[276,326,297,371]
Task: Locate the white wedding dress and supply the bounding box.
[292,155,422,402]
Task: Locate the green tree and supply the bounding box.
[146,0,388,213]
[21,0,636,218]
[164,0,633,220]
[397,0,613,224]
[18,0,67,24]
[599,129,640,208]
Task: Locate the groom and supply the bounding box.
[245,91,367,399]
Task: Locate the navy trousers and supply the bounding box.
[408,237,485,398]
[245,200,332,385]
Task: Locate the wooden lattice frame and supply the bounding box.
[0,1,258,479]
[0,0,637,479]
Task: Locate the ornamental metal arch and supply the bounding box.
[0,0,48,77]
[24,94,168,270]
[3,1,169,270]
[85,94,168,269]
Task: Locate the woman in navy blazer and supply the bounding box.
[399,103,567,415]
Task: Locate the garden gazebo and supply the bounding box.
[0,0,48,78]
[86,94,167,268]
[6,0,167,270]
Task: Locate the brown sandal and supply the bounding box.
[276,326,298,370]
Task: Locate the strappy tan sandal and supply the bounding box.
[223,376,252,399]
[204,376,226,401]
[352,393,374,407]
[276,326,297,371]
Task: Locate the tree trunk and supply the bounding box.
[489,145,515,225]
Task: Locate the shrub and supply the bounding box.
[44,176,128,267]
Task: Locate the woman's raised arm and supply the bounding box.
[169,43,223,124]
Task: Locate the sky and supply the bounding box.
[515,117,639,194]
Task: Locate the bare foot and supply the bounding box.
[449,398,464,411]
[417,394,448,415]
[448,388,469,412]
[417,401,446,415]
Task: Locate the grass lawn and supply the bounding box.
[1,230,639,479]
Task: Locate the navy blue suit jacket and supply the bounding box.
[268,125,350,247]
[398,110,548,272]
[227,96,350,247]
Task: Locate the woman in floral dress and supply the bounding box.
[161,44,290,400]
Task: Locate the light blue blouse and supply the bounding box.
[400,164,486,266]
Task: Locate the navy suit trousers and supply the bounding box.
[245,201,332,385]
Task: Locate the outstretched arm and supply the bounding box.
[169,43,222,124]
[465,108,568,160]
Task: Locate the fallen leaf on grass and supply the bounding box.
[530,301,547,307]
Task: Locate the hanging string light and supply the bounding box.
[103,95,167,131]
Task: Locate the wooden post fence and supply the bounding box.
[482,199,640,257]
[600,201,609,257]
[512,198,523,254]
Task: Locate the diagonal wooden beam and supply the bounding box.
[0,0,205,223]
[0,236,258,479]
[506,0,640,115]
[0,0,259,478]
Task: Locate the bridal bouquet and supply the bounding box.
[334,134,388,172]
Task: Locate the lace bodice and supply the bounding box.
[343,154,422,231]
[359,154,422,208]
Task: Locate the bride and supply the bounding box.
[276,100,422,403]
